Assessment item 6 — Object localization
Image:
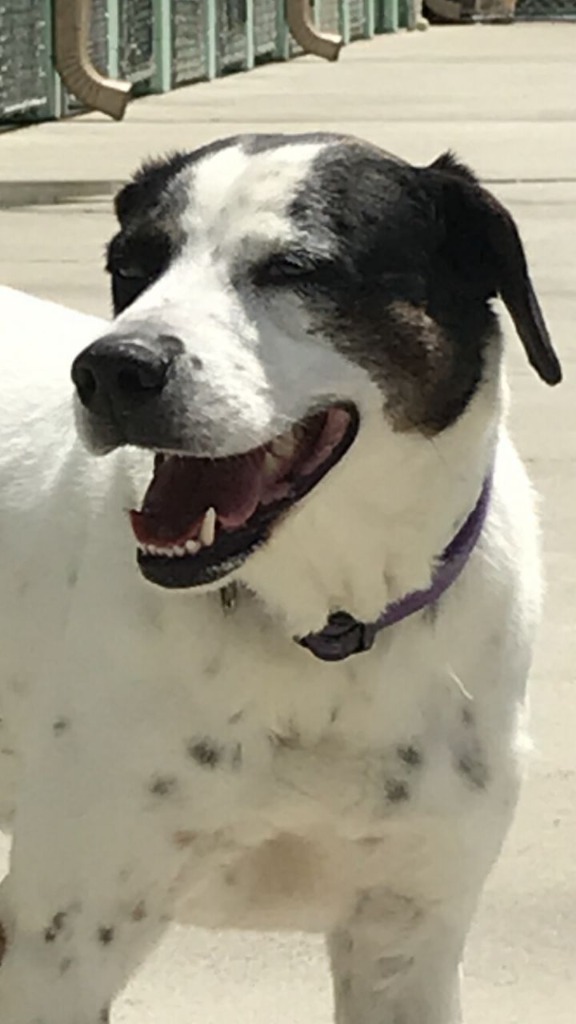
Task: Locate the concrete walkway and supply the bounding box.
[1,22,575,1024]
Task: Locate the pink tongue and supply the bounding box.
[131,450,266,544]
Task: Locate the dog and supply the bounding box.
[0,132,561,1024]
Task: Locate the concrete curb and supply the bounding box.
[0,179,124,208]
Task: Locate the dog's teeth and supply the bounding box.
[185,538,201,554]
[147,544,159,555]
[173,545,186,557]
[271,435,296,459]
[199,507,217,547]
[263,451,280,476]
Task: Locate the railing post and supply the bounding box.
[107,0,120,77]
[45,0,63,118]
[245,0,255,69]
[338,0,351,42]
[205,0,218,78]
[275,0,290,59]
[151,0,173,92]
[382,0,400,30]
[364,0,376,35]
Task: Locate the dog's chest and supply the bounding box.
[134,595,498,929]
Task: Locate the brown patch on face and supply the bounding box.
[315,296,491,435]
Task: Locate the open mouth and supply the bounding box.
[130,404,358,588]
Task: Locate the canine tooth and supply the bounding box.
[199,507,217,547]
[185,539,201,554]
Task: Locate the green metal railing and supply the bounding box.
[0,0,401,124]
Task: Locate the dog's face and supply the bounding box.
[72,133,559,601]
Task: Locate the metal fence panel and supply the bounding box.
[254,0,277,58]
[318,0,341,32]
[90,0,109,74]
[218,0,248,71]
[0,0,51,121]
[349,0,367,35]
[119,0,155,83]
[172,0,208,84]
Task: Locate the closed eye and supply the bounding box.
[252,250,343,289]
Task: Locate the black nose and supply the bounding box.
[72,332,182,418]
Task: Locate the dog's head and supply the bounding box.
[72,133,559,626]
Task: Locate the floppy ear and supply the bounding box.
[427,152,561,386]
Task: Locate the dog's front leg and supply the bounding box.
[0,656,202,1023]
[328,890,473,1024]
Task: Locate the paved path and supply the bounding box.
[0,22,575,1024]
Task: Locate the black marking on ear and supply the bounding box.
[429,150,480,187]
[427,153,561,386]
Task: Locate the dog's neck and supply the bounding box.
[238,378,502,642]
[295,473,492,661]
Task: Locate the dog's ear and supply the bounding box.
[427,152,561,386]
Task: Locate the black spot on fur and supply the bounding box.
[52,717,70,735]
[385,779,410,803]
[149,774,178,796]
[44,911,67,943]
[97,926,115,946]
[397,745,422,768]
[462,706,474,728]
[99,1010,110,1023]
[187,739,221,768]
[131,901,147,922]
[270,722,301,750]
[339,974,352,997]
[457,752,489,790]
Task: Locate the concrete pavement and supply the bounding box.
[1,22,575,1024]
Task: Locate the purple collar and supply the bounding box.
[296,476,492,662]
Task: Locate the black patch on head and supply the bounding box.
[277,139,558,431]
[385,779,410,803]
[187,738,221,768]
[44,911,67,943]
[281,142,493,433]
[107,132,346,316]
[97,926,115,946]
[397,745,422,768]
[149,774,178,796]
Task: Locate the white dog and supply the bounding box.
[0,133,561,1024]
